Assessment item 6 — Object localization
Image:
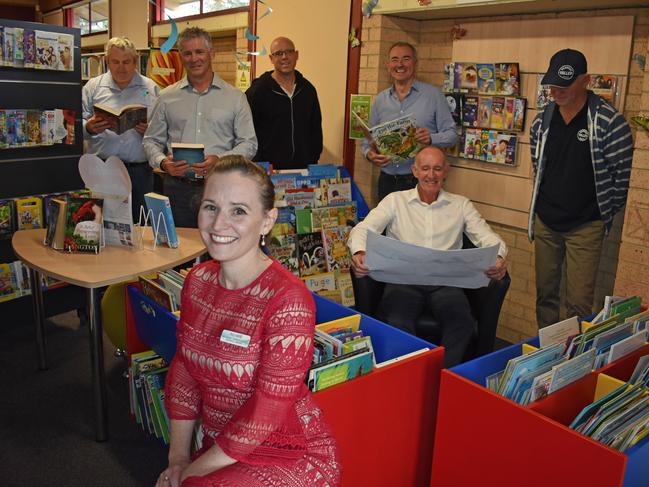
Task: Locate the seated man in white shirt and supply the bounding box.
[347,146,508,367]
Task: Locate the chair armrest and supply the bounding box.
[350,273,386,317]
[464,272,511,357]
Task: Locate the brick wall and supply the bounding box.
[211,35,237,86]
[356,7,649,343]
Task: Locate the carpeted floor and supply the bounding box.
[0,311,168,487]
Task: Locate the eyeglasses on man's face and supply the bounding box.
[271,48,296,58]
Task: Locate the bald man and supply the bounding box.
[246,36,323,169]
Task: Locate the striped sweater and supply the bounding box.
[528,91,633,240]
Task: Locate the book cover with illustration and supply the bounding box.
[25,110,42,146]
[485,130,498,164]
[462,129,478,159]
[495,62,520,96]
[353,112,423,162]
[170,143,204,180]
[0,263,18,303]
[3,27,15,67]
[459,62,478,91]
[505,134,518,166]
[445,92,463,127]
[12,27,24,66]
[443,63,455,92]
[490,97,506,130]
[322,226,353,272]
[589,75,618,105]
[0,110,7,149]
[512,98,527,132]
[144,192,178,248]
[94,103,147,135]
[64,197,103,253]
[536,74,553,109]
[62,109,76,145]
[302,271,337,293]
[297,231,327,277]
[23,29,36,68]
[310,202,357,232]
[462,95,479,127]
[0,199,14,239]
[505,97,516,130]
[477,63,496,94]
[267,233,299,276]
[16,195,43,230]
[35,29,60,70]
[349,94,372,140]
[320,178,352,206]
[307,348,374,392]
[477,96,492,129]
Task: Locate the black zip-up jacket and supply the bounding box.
[246,70,323,169]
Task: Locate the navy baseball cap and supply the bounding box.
[541,49,588,87]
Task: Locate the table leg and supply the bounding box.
[88,287,108,442]
[29,267,47,371]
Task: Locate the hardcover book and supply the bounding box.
[93,103,147,135]
[310,203,357,232]
[170,143,205,180]
[64,197,103,253]
[144,192,179,248]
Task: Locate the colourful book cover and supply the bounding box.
[295,208,312,234]
[335,269,355,307]
[445,92,462,126]
[310,203,357,232]
[462,95,478,128]
[495,133,513,164]
[23,28,35,68]
[13,27,24,65]
[504,98,515,130]
[477,63,496,94]
[490,97,506,130]
[297,231,327,277]
[485,130,498,164]
[512,98,527,132]
[139,276,176,312]
[3,27,14,66]
[459,63,478,91]
[349,94,372,140]
[505,134,518,166]
[0,110,7,149]
[275,206,297,235]
[15,195,43,230]
[270,173,297,190]
[64,197,103,253]
[147,48,186,89]
[13,110,27,147]
[302,271,337,293]
[477,96,492,129]
[463,129,478,159]
[0,263,18,303]
[536,74,553,109]
[63,109,76,145]
[589,75,618,105]
[308,164,339,179]
[284,188,316,210]
[144,192,179,248]
[268,233,299,276]
[369,115,422,162]
[26,110,42,146]
[321,178,352,206]
[322,226,353,272]
[307,349,374,392]
[0,199,14,239]
[495,62,520,96]
[35,29,60,70]
[443,62,455,92]
[0,27,4,66]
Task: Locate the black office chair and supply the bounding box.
[351,236,510,362]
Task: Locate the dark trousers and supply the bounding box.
[378,284,475,368]
[162,175,204,228]
[378,171,417,201]
[126,163,154,224]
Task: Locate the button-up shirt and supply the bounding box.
[143,74,257,168]
[82,72,160,163]
[347,187,507,258]
[362,79,458,175]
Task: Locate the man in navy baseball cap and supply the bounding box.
[541,48,588,87]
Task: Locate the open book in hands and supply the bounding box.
[352,111,423,162]
[93,103,147,135]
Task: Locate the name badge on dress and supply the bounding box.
[220,329,251,348]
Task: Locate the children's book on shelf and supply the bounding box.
[267,234,299,276]
[12,27,24,67]
[462,129,478,159]
[322,226,353,272]
[495,63,520,96]
[310,202,357,232]
[297,231,327,277]
[349,94,372,140]
[321,178,352,206]
[93,103,147,135]
[23,28,35,68]
[353,112,423,162]
[536,74,553,109]
[307,347,374,392]
[170,143,204,180]
[16,196,43,230]
[490,96,506,130]
[64,197,103,253]
[43,198,67,249]
[302,271,337,293]
[477,96,492,128]
[284,188,319,209]
[445,92,463,126]
[512,98,526,132]
[457,62,478,91]
[144,192,179,248]
[495,133,517,165]
[0,199,14,239]
[462,95,479,128]
[139,276,177,312]
[477,63,496,94]
[3,27,15,67]
[443,63,454,92]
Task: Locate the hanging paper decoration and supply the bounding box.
[349,27,360,49]
[362,0,379,18]
[160,17,178,54]
[632,116,649,134]
[235,0,272,68]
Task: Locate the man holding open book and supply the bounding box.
[363,42,457,202]
[143,27,257,228]
[82,36,160,222]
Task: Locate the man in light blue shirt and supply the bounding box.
[363,42,457,201]
[143,27,257,228]
[82,36,160,221]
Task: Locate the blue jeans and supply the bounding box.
[162,175,204,228]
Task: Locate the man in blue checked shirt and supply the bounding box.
[362,41,457,202]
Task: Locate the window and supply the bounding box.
[68,0,109,36]
[160,0,249,20]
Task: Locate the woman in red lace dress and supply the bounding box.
[155,156,341,487]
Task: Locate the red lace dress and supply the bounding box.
[165,259,341,487]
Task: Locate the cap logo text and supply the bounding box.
[558,65,574,80]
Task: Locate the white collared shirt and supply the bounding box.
[347,187,508,258]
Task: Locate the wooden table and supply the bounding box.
[12,227,205,441]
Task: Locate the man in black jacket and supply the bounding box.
[246,37,323,169]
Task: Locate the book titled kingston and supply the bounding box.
[170,143,205,180]
[93,103,147,135]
